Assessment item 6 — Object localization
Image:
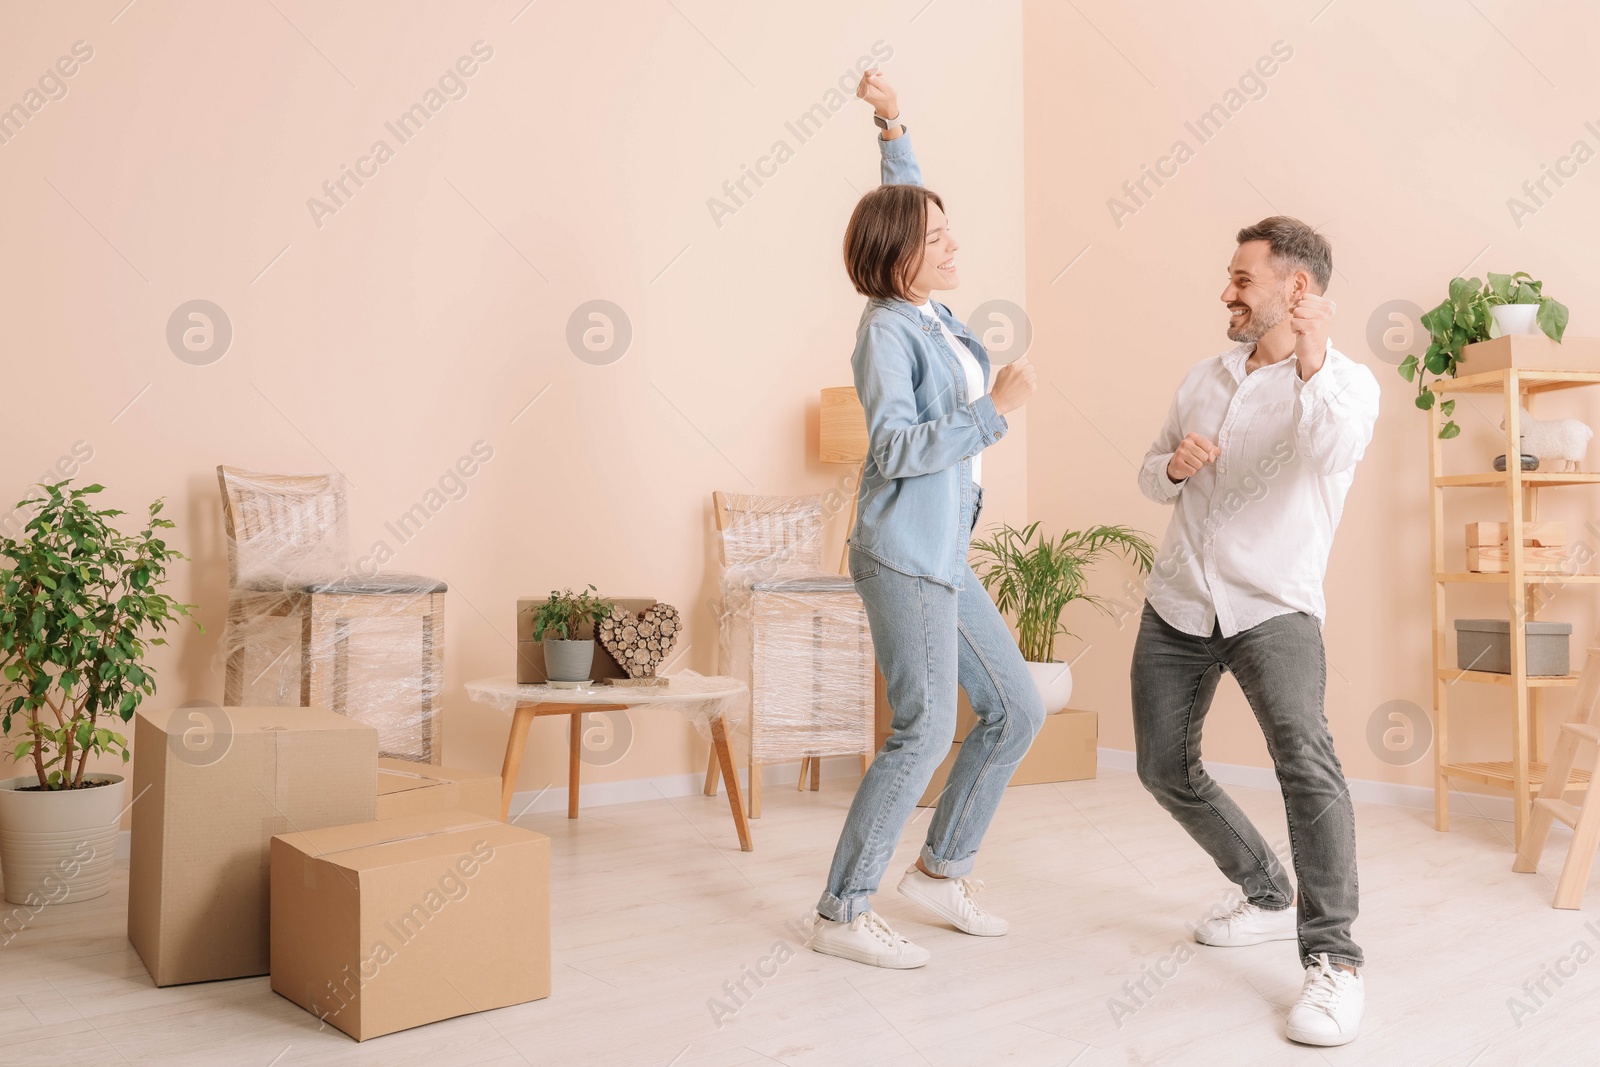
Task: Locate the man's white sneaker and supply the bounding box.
[811,911,931,969]
[1285,953,1364,1046]
[896,865,1009,936]
[1192,899,1297,947]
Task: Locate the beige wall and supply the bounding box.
[1023,0,1600,791]
[0,2,1025,798]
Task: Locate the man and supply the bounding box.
[1132,217,1380,1047]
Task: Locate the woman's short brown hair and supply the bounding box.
[843,184,944,301]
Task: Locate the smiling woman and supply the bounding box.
[809,67,1046,972]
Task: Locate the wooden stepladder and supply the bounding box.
[1514,646,1600,908]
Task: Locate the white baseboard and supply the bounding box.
[504,754,863,818]
[106,749,1514,860]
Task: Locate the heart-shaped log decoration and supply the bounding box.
[597,602,681,678]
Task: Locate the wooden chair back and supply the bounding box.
[216,466,350,588]
[712,491,826,572]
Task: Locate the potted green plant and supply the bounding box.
[0,482,196,906]
[528,585,614,684]
[1400,272,1570,439]
[969,521,1154,713]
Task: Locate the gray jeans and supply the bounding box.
[1130,602,1362,968]
[818,492,1046,921]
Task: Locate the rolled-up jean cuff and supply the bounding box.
[815,890,867,923]
[1313,954,1364,971]
[918,844,975,879]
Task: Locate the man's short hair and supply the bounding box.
[1236,216,1332,293]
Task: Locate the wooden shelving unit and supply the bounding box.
[1430,365,1597,848]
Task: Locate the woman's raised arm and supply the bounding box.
[856,69,921,186]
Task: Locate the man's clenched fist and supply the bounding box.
[1167,433,1220,482]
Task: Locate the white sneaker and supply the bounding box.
[1285,953,1364,1046]
[896,865,1009,936]
[811,911,931,969]
[1192,899,1297,947]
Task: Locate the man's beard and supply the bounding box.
[1227,289,1290,343]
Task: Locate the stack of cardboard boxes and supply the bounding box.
[127,706,549,1041]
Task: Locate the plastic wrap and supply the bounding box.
[463,670,748,737]
[714,493,876,764]
[215,466,446,763]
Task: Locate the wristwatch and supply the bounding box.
[873,112,905,134]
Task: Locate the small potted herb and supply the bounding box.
[528,585,614,684]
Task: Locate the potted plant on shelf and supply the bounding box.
[0,482,196,907]
[969,521,1154,713]
[1399,272,1570,439]
[528,585,614,685]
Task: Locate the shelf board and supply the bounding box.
[1434,472,1600,488]
[1435,571,1600,584]
[1432,368,1600,395]
[1435,668,1580,688]
[1441,760,1592,791]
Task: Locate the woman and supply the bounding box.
[811,69,1045,969]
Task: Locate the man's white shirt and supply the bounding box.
[1138,340,1381,639]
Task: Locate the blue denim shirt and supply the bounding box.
[845,133,1009,590]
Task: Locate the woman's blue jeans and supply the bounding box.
[818,497,1046,921]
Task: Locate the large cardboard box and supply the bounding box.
[270,811,551,1041]
[127,706,378,986]
[376,758,502,821]
[516,595,657,683]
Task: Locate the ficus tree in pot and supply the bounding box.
[970,521,1154,713]
[0,482,196,905]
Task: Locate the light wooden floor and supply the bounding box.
[3,768,1599,1066]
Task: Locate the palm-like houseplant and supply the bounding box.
[970,521,1154,712]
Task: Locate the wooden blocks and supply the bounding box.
[1466,521,1569,573]
[1465,521,1566,548]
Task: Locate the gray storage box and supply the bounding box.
[1454,618,1572,676]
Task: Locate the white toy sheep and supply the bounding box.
[1501,407,1595,472]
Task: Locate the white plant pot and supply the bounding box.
[1025,661,1074,715]
[1491,304,1540,337]
[0,773,125,906]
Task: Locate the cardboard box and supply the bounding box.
[1464,521,1566,547]
[127,706,378,986]
[1458,334,1600,375]
[1466,544,1568,572]
[917,708,1098,806]
[376,758,502,821]
[270,811,551,1041]
[516,595,657,684]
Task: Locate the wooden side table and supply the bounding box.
[465,675,753,851]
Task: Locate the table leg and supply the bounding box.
[500,705,536,821]
[569,712,583,820]
[711,716,753,852]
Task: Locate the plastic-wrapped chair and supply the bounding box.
[705,491,875,818]
[217,466,447,763]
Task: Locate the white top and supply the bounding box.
[919,299,986,486]
[1137,341,1381,638]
